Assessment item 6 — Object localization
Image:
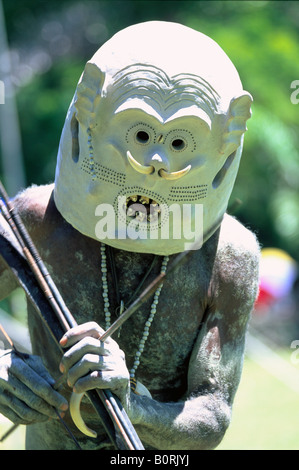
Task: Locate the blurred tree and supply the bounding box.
[0,0,298,262]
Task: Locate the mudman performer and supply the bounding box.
[0,21,259,450]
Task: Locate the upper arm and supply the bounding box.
[187,217,260,405]
[0,214,20,299]
[0,184,53,301]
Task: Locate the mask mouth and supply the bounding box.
[124,195,161,223]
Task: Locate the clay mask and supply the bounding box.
[54,21,252,255]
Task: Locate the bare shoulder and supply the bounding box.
[0,184,55,300]
[213,213,260,306]
[13,183,55,233]
[218,213,260,262]
[14,183,54,219]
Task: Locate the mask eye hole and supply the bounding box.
[171,138,186,151]
[135,130,150,144]
[126,123,156,145]
[212,151,237,189]
[70,113,80,163]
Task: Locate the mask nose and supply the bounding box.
[127,150,191,180]
[145,152,169,175]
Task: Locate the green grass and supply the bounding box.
[0,419,25,450]
[0,353,298,450]
[218,354,299,450]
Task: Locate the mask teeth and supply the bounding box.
[140,196,150,205]
[124,195,161,223]
[127,195,138,203]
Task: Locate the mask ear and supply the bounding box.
[220,92,253,155]
[74,62,105,129]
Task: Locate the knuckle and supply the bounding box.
[81,336,99,349]
[85,321,103,336]
[1,391,41,422]
[80,353,97,367]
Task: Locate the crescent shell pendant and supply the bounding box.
[70,392,97,438]
[69,380,152,438]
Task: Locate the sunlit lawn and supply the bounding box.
[0,419,25,450]
[218,353,299,450]
[1,352,298,450]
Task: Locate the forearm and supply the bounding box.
[128,392,231,450]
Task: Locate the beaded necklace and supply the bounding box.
[100,243,169,396]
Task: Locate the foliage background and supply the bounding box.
[1,0,299,260]
[0,0,299,450]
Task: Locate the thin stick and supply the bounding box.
[100,272,165,342]
[0,424,18,443]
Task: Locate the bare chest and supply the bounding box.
[28,221,215,399]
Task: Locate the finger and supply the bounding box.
[67,353,111,388]
[60,334,123,374]
[73,369,129,394]
[60,336,108,373]
[0,374,59,421]
[25,354,56,386]
[11,358,68,413]
[0,400,48,425]
[59,321,107,348]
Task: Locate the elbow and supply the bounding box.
[201,419,229,450]
[188,403,231,450]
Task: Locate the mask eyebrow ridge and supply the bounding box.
[109,64,219,120]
